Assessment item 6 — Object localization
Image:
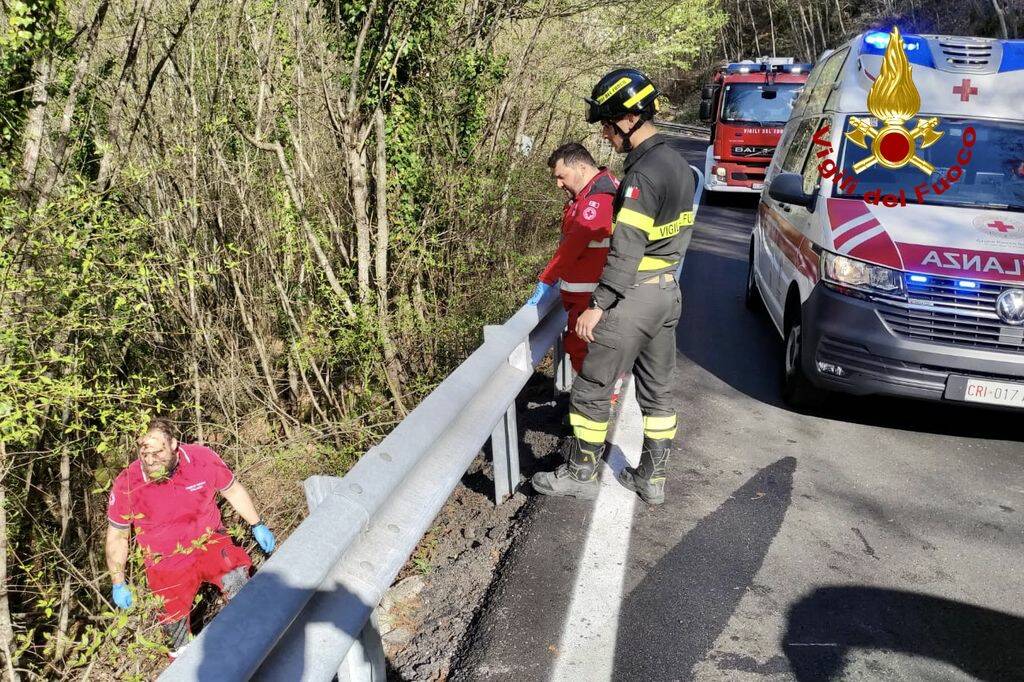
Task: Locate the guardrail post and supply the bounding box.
[337,611,387,682]
[304,477,386,682]
[491,402,520,504]
[554,331,573,393]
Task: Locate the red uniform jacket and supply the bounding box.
[539,169,618,293]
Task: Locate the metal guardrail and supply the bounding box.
[160,291,568,681]
[160,164,704,682]
[656,120,711,138]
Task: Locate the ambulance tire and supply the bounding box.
[745,242,764,313]
[781,306,824,410]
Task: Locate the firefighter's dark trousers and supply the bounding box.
[569,273,681,448]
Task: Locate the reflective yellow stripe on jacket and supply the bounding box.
[616,208,694,271]
[616,208,694,240]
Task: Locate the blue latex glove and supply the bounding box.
[112,582,133,609]
[252,523,275,553]
[527,281,552,306]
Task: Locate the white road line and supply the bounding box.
[551,379,642,682]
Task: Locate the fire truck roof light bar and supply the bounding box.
[726,63,767,74]
[724,62,812,75]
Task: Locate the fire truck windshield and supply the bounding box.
[721,83,802,126]
[833,116,1024,212]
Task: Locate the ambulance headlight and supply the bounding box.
[821,251,904,298]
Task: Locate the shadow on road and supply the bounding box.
[677,248,785,408]
[784,585,1024,681]
[613,456,796,679]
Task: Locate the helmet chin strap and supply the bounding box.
[613,116,648,152]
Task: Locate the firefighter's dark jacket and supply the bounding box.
[592,133,695,310]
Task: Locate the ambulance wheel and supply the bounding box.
[782,309,823,410]
[745,243,763,313]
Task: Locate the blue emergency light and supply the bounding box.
[771,63,813,74]
[726,63,767,74]
[908,274,929,284]
[865,32,891,49]
[864,30,923,52]
[957,280,979,289]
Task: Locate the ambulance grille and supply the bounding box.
[878,277,1024,353]
[938,41,993,68]
[933,39,995,72]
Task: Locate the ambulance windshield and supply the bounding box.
[833,116,1024,211]
[721,83,803,126]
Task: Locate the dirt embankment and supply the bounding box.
[379,375,568,680]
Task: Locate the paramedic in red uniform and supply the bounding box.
[526,143,617,373]
[104,418,275,655]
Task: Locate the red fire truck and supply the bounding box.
[699,57,812,195]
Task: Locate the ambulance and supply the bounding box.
[749,28,1024,409]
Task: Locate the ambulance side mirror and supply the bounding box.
[701,84,718,100]
[768,172,814,209]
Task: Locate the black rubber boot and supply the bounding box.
[162,618,191,658]
[618,437,670,504]
[531,437,603,500]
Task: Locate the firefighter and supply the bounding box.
[526,142,617,374]
[531,68,695,504]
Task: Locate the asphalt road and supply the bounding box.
[453,135,1024,682]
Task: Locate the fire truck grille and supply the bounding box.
[877,276,1024,352]
[731,171,766,182]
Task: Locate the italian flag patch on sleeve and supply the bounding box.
[625,186,640,200]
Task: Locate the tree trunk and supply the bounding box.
[834,0,846,37]
[346,121,373,306]
[373,108,408,415]
[18,55,52,201]
[36,1,110,206]
[797,2,816,61]
[992,0,1010,39]
[0,442,17,681]
[95,0,154,191]
[767,0,777,58]
[746,0,761,56]
[54,444,71,659]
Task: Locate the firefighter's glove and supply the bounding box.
[252,523,276,553]
[112,582,133,609]
[527,281,552,306]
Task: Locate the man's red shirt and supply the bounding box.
[539,168,618,292]
[107,443,235,568]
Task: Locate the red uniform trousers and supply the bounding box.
[145,532,252,624]
[561,291,593,374]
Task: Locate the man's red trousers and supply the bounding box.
[562,291,592,374]
[145,532,252,624]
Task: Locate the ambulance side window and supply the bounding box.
[803,48,849,116]
[780,118,818,175]
[789,58,824,120]
[800,117,829,195]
